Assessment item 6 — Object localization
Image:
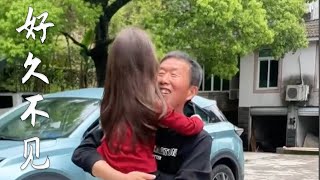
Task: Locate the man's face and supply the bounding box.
[158,58,198,112]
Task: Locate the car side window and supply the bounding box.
[194,105,221,124]
[184,101,220,124]
[193,105,210,124]
[183,101,195,117]
[206,109,221,123]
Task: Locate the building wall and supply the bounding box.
[198,91,239,126]
[198,91,238,111]
[239,41,319,107]
[238,107,251,150]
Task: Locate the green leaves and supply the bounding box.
[260,0,308,59]
[0,0,101,92]
[0,0,309,88]
[0,0,102,62]
[144,0,274,78]
[112,0,308,79]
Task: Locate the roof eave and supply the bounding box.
[308,36,319,41]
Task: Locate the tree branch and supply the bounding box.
[96,38,114,47]
[106,38,114,45]
[60,31,90,55]
[105,0,132,20]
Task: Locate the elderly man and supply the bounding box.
[72,51,212,180]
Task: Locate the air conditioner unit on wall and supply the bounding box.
[285,85,309,101]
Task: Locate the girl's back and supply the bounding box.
[98,27,204,174]
[98,27,164,174]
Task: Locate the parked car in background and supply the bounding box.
[0,88,244,180]
[0,92,37,116]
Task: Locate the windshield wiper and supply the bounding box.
[0,136,21,141]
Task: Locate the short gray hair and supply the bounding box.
[161,51,203,88]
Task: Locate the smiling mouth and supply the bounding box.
[160,88,171,95]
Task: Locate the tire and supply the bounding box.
[212,164,235,180]
[22,172,70,180]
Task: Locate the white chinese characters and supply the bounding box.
[20,94,49,127]
[16,6,54,43]
[22,52,49,84]
[20,137,50,170]
[17,6,54,170]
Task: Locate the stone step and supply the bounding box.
[276,146,319,155]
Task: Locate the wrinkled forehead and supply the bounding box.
[160,57,191,72]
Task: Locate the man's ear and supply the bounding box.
[186,86,198,101]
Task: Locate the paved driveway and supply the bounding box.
[244,152,318,180]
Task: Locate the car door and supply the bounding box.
[193,104,244,180]
[193,103,238,154]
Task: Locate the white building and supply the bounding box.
[238,19,319,151]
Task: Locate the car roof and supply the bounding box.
[0,92,38,95]
[191,95,217,108]
[44,88,217,108]
[44,88,104,99]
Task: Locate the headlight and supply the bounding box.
[235,126,244,136]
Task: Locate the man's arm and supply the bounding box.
[71,128,156,180]
[71,128,128,179]
[175,131,213,180]
[72,128,104,174]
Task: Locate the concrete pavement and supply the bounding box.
[244,152,318,180]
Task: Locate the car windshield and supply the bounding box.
[0,98,99,140]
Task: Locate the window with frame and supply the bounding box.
[258,49,279,89]
[315,43,319,90]
[200,74,230,92]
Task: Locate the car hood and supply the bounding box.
[0,140,57,159]
[204,121,235,133]
[0,138,81,167]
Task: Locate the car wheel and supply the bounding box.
[212,164,235,180]
[22,173,70,180]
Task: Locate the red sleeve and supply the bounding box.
[160,108,204,136]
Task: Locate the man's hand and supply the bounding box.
[124,171,156,180]
[92,160,156,180]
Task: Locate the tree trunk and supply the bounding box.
[92,50,107,87]
[91,43,108,87]
[90,15,109,87]
[79,57,84,88]
[69,0,132,87]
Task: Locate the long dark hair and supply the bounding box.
[100,27,166,151]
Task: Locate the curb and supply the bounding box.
[276,147,319,155]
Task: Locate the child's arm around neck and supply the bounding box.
[159,106,204,136]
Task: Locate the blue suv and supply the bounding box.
[190,96,244,180]
[0,88,244,180]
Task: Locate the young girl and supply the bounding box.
[97,27,203,177]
